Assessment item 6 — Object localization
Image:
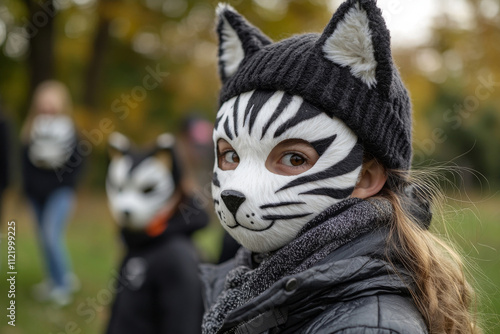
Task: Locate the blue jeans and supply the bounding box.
[30,187,75,290]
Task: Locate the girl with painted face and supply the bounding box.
[201,1,481,333]
[21,80,83,306]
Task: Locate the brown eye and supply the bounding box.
[224,151,240,164]
[217,139,239,170]
[265,139,318,176]
[282,153,306,167]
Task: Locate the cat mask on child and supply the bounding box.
[212,0,412,253]
[106,132,181,231]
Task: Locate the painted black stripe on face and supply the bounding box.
[259,201,305,209]
[261,92,293,140]
[224,118,233,140]
[300,187,354,199]
[233,95,240,138]
[214,115,223,131]
[311,134,337,156]
[212,172,220,187]
[243,90,275,134]
[273,100,322,138]
[261,213,312,221]
[276,142,363,193]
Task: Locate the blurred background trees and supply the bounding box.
[0,1,499,333]
[398,0,500,189]
[1,0,499,190]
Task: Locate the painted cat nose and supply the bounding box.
[123,210,131,219]
[221,190,246,217]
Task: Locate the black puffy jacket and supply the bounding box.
[200,228,428,334]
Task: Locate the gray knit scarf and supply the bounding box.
[202,197,393,334]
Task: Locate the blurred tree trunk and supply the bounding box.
[83,0,111,112]
[24,0,55,99]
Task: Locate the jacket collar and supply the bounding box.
[217,227,413,333]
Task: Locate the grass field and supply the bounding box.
[1,189,499,333]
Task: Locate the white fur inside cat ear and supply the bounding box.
[108,132,131,153]
[322,3,377,88]
[217,4,245,79]
[157,133,175,150]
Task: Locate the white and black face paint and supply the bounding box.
[212,90,363,253]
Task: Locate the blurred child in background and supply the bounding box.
[21,80,83,306]
[178,114,214,194]
[105,132,208,334]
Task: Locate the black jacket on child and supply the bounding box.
[107,196,208,334]
[200,199,428,334]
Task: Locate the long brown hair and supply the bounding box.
[375,167,482,333]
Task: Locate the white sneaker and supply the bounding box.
[50,287,73,307]
[32,280,54,302]
[32,279,75,307]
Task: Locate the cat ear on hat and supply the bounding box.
[108,132,131,159]
[216,3,272,83]
[317,0,393,96]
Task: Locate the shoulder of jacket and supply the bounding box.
[301,294,427,334]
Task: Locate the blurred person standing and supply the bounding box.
[21,80,84,306]
[178,114,214,191]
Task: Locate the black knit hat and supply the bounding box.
[216,0,413,170]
